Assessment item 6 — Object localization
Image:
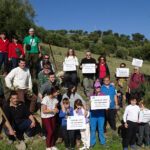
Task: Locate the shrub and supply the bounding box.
[116,47,128,59]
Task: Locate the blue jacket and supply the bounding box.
[59,106,74,126]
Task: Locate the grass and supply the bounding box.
[1,43,150,150]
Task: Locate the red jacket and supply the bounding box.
[8,43,24,58]
[0,38,9,53]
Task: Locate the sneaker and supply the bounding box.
[51,146,58,150]
[79,146,85,150]
[123,148,128,150]
[130,145,139,150]
[46,148,52,150]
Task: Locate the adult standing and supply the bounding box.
[23,28,41,79]
[5,59,37,113]
[129,67,145,102]
[0,32,9,76]
[63,49,79,88]
[80,51,96,97]
[96,56,110,84]
[101,76,119,132]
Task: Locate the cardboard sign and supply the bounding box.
[82,64,96,74]
[67,116,86,130]
[132,58,143,67]
[116,68,129,77]
[91,96,110,110]
[63,62,76,71]
[139,109,150,123]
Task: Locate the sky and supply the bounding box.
[30,0,150,39]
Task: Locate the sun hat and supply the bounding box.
[94,82,101,88]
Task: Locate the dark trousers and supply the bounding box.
[137,123,149,146]
[64,71,77,88]
[104,109,117,131]
[62,126,75,148]
[4,119,35,140]
[12,57,19,68]
[42,117,56,148]
[0,52,8,72]
[123,121,138,148]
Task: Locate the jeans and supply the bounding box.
[62,125,75,148]
[0,52,8,72]
[4,119,34,140]
[90,111,105,146]
[12,57,19,68]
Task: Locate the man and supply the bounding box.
[23,28,41,79]
[3,91,37,142]
[0,32,9,76]
[129,66,145,102]
[80,51,96,97]
[38,54,54,73]
[38,72,59,101]
[5,59,37,113]
[101,76,119,132]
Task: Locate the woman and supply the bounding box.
[90,82,106,147]
[62,84,86,148]
[96,56,110,84]
[63,49,79,88]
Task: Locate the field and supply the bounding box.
[0,44,150,150]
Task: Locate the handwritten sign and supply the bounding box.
[82,64,96,74]
[139,109,150,123]
[132,58,143,67]
[116,68,129,77]
[91,96,110,110]
[63,62,76,71]
[67,116,86,130]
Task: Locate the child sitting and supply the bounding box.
[137,100,150,148]
[123,95,140,150]
[59,98,75,150]
[74,99,90,150]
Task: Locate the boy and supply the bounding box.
[123,95,140,150]
[59,98,75,150]
[137,100,150,148]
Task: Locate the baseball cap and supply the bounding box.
[94,82,101,88]
[29,28,35,32]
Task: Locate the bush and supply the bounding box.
[116,47,128,59]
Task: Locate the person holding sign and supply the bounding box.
[59,98,75,150]
[63,49,79,88]
[74,99,90,150]
[96,56,110,84]
[129,67,145,102]
[8,35,24,69]
[101,76,119,132]
[79,51,96,97]
[90,82,106,147]
[122,95,140,150]
[137,100,150,148]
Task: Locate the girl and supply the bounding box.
[90,82,106,147]
[63,49,79,88]
[8,35,24,68]
[41,87,59,150]
[74,99,90,150]
[123,95,140,150]
[59,98,75,150]
[96,55,110,84]
[137,100,150,148]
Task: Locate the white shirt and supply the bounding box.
[139,108,150,123]
[41,96,58,118]
[123,104,140,123]
[64,56,79,66]
[5,67,32,89]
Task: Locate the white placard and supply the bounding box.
[67,116,86,130]
[116,68,129,77]
[63,62,76,71]
[82,64,96,74]
[140,110,150,123]
[132,58,143,67]
[91,96,110,110]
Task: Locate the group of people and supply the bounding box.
[0,28,148,150]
